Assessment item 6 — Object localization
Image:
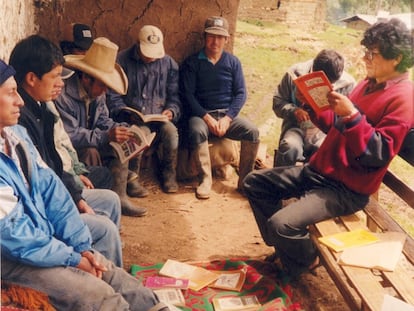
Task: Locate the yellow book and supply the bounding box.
[318,229,379,252]
[159,259,219,291]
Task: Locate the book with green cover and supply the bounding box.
[318,228,380,252]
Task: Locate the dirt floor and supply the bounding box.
[121,162,352,311]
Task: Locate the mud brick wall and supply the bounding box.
[35,0,241,64]
[0,0,37,62]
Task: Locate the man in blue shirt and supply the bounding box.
[180,16,260,199]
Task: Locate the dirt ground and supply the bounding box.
[121,162,351,311]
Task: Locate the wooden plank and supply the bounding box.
[383,170,414,209]
[383,257,414,306]
[364,199,414,264]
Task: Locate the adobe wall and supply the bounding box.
[35,0,241,64]
[0,1,37,62]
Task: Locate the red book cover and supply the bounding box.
[292,70,333,114]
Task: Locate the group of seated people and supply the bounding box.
[0,13,413,310]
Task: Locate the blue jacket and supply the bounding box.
[55,74,122,150]
[108,44,181,123]
[0,125,92,267]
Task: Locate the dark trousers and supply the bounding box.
[243,164,369,274]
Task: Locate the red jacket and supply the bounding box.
[309,73,413,195]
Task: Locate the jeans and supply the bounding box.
[80,214,123,268]
[243,165,369,274]
[275,125,325,166]
[1,251,163,311]
[82,188,121,229]
[187,114,259,148]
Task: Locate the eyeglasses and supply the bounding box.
[363,48,381,61]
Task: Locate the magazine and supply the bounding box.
[109,125,156,164]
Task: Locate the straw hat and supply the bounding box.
[64,37,128,95]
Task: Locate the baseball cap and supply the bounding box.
[204,16,230,37]
[138,25,165,59]
[61,23,93,50]
[0,59,16,85]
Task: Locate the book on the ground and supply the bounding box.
[121,106,168,123]
[209,268,247,292]
[109,125,156,164]
[159,259,219,291]
[153,288,185,306]
[318,228,380,252]
[212,295,261,311]
[338,231,406,271]
[291,70,333,114]
[145,276,189,289]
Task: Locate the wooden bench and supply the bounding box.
[309,134,414,311]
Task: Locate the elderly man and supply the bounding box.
[180,16,260,199]
[108,25,181,194]
[55,37,148,217]
[0,59,170,311]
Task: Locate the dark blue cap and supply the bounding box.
[0,59,16,85]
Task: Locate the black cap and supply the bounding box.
[62,23,93,50]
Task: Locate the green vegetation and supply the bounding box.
[234,19,363,151]
[234,19,414,237]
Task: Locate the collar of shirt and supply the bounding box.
[365,72,410,94]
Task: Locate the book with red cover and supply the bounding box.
[292,70,333,114]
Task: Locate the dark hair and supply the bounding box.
[60,41,87,55]
[9,35,65,85]
[312,49,344,83]
[361,18,414,72]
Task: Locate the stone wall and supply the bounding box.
[35,0,241,64]
[238,0,326,30]
[0,0,37,62]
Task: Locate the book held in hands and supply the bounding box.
[109,125,156,164]
[121,106,168,123]
[292,70,333,113]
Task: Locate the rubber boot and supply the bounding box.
[127,155,149,198]
[161,148,179,193]
[195,141,212,199]
[237,140,260,193]
[110,158,147,217]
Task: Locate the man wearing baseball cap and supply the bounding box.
[107,25,181,194]
[180,16,260,199]
[60,22,94,55]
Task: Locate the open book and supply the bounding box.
[110,125,156,164]
[159,259,219,291]
[292,70,333,113]
[121,106,168,123]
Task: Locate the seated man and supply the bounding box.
[180,16,260,199]
[273,49,356,166]
[108,25,181,194]
[243,18,414,278]
[10,35,123,267]
[60,22,94,55]
[55,37,148,217]
[0,59,169,311]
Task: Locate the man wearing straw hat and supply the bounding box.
[0,58,171,311]
[55,37,148,217]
